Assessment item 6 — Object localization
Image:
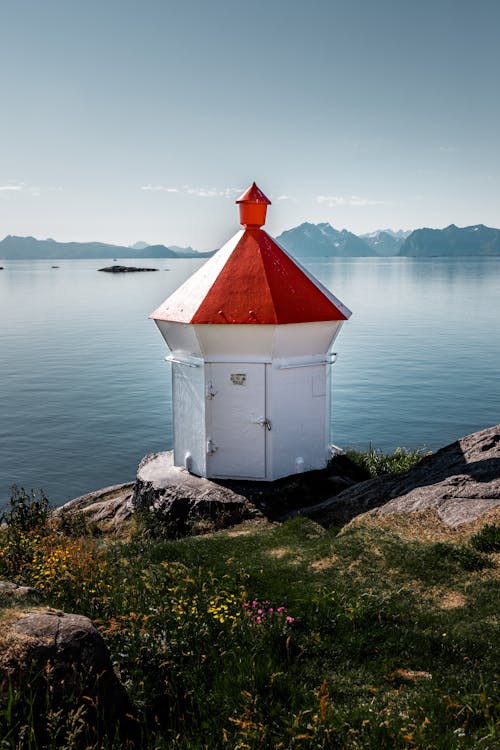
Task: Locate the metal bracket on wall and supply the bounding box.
[278,360,327,370]
[165,356,200,368]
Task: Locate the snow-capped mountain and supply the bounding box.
[276,222,375,257]
[360,230,407,256]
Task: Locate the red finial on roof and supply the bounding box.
[236,182,271,227]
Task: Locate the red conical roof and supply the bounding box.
[236,182,271,205]
[150,226,351,325]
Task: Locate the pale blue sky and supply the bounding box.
[1,0,499,249]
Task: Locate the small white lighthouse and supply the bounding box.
[150,183,351,481]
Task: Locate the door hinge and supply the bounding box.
[206,439,218,454]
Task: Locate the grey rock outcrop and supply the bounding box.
[0,580,37,602]
[315,424,500,527]
[56,482,134,533]
[133,452,263,535]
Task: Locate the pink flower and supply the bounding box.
[256,616,262,624]
[252,600,257,608]
[286,616,294,624]
[277,606,285,613]
[268,607,274,613]
[257,609,263,615]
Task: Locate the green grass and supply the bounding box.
[0,491,498,748]
[470,523,500,553]
[346,445,430,477]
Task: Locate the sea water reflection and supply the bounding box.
[0,256,499,506]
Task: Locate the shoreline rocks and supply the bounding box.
[59,425,500,537]
[132,452,263,535]
[131,449,367,536]
[315,424,500,528]
[54,481,134,533]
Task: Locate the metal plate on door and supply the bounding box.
[230,373,247,386]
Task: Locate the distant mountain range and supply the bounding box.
[398,224,500,257]
[1,223,499,260]
[0,236,213,260]
[276,223,500,258]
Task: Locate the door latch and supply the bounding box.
[206,383,217,400]
[253,417,271,431]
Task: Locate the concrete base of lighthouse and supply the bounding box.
[132,447,356,537]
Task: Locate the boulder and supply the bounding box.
[314,424,500,527]
[133,452,263,535]
[55,482,134,533]
[0,580,37,602]
[0,610,138,743]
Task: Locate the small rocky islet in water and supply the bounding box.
[98,265,159,273]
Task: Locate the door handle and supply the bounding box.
[253,417,271,431]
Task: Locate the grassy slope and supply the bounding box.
[1,507,498,749]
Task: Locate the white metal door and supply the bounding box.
[206,362,267,479]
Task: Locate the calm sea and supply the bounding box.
[0,256,499,507]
